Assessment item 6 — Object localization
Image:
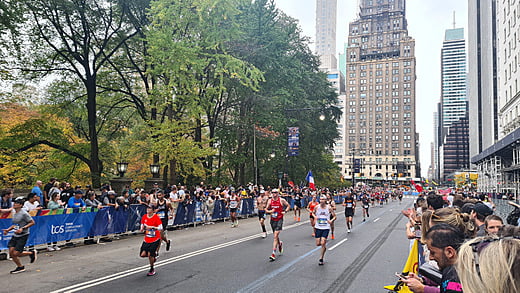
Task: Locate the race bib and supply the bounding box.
[157,211,166,219]
[272,212,278,218]
[363,205,369,209]
[145,228,156,238]
[317,218,328,226]
[346,203,353,208]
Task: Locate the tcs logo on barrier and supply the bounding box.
[50,225,65,234]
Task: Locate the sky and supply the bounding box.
[273,0,468,178]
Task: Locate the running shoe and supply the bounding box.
[269,253,276,261]
[47,246,55,252]
[166,240,171,251]
[294,216,297,221]
[30,250,37,263]
[297,217,301,222]
[147,269,156,276]
[347,229,351,233]
[319,259,324,266]
[10,266,25,274]
[363,218,366,222]
[53,245,61,251]
[262,232,267,238]
[331,234,335,240]
[278,241,283,254]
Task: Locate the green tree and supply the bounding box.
[4,0,150,187]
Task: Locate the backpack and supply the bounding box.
[506,207,520,226]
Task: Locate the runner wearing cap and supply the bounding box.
[3,197,37,274]
[266,189,290,261]
[257,190,269,238]
[312,195,336,265]
[140,204,162,276]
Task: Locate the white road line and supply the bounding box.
[373,218,380,223]
[51,220,311,293]
[329,238,348,251]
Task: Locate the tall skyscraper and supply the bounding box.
[316,0,337,70]
[314,0,346,174]
[435,27,470,180]
[441,28,467,129]
[344,0,419,181]
[468,0,498,159]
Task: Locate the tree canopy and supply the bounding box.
[0,0,342,189]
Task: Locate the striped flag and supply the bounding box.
[306,171,315,190]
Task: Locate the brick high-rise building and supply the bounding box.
[344,0,419,181]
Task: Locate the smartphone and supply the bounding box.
[395,272,407,279]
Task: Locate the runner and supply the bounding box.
[257,190,269,238]
[266,189,290,261]
[312,195,336,265]
[2,197,37,274]
[306,195,319,237]
[360,193,370,222]
[140,204,162,276]
[292,187,302,222]
[227,190,241,227]
[326,191,337,239]
[343,192,356,233]
[155,191,172,252]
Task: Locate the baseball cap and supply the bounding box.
[260,190,265,194]
[320,195,327,200]
[473,202,493,217]
[271,189,279,193]
[74,190,84,195]
[14,197,25,204]
[108,190,116,195]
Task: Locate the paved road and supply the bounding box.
[0,198,415,293]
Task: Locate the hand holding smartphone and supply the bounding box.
[395,272,407,280]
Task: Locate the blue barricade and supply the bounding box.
[240,198,255,216]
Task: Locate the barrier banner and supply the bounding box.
[126,205,147,232]
[89,207,127,236]
[212,200,228,220]
[240,198,255,216]
[0,210,97,250]
[173,202,196,226]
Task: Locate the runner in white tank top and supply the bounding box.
[312,195,336,265]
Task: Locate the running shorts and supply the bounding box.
[8,234,29,253]
[230,208,237,213]
[270,219,284,231]
[258,210,266,220]
[294,200,302,208]
[315,228,330,239]
[345,209,354,217]
[140,239,160,257]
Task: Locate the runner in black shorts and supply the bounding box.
[257,190,269,238]
[292,188,302,222]
[343,193,356,233]
[361,194,370,221]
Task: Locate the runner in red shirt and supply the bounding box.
[140,205,163,276]
[266,189,290,261]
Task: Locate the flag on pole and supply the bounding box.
[306,171,315,190]
[384,239,421,292]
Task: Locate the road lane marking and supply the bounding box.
[236,247,321,293]
[329,238,348,251]
[52,201,409,292]
[373,217,380,222]
[51,219,312,293]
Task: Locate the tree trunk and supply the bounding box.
[85,77,102,188]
